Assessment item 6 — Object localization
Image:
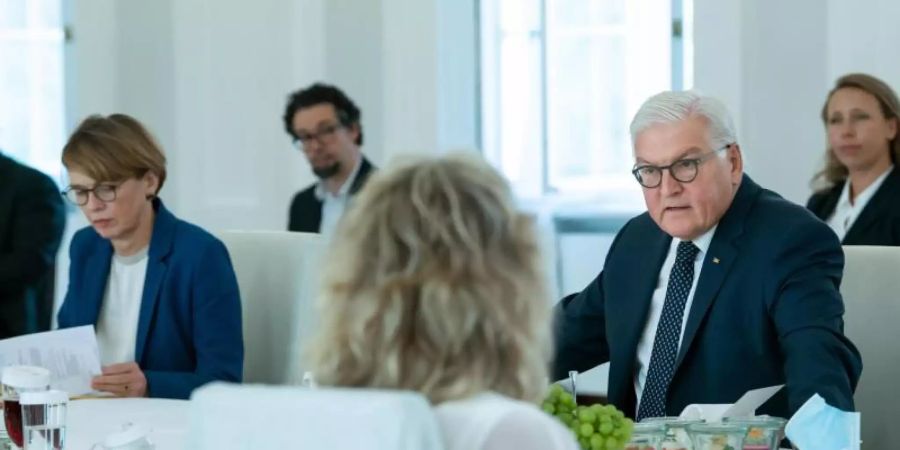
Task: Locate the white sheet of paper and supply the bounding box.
[0,326,102,395]
[724,384,784,417]
[679,384,784,421]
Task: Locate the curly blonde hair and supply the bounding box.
[812,73,900,191]
[306,153,552,404]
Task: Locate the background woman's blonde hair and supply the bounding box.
[62,113,167,193]
[812,73,900,191]
[306,152,552,404]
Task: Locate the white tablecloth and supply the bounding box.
[61,397,793,450]
[68,398,187,449]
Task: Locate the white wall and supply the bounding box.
[66,0,479,231]
[380,0,480,157]
[68,0,327,230]
[167,0,323,229]
[827,0,900,93]
[694,0,828,204]
[325,0,384,163]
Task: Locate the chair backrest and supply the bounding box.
[215,230,325,385]
[188,383,445,450]
[839,245,900,449]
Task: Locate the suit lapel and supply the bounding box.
[309,195,323,232]
[621,230,672,358]
[674,175,757,370]
[313,157,371,233]
[0,155,15,239]
[674,233,738,369]
[843,167,900,243]
[608,224,670,414]
[349,157,373,195]
[810,183,842,221]
[135,200,175,363]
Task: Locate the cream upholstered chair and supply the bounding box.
[215,230,325,385]
[188,383,445,450]
[839,245,900,450]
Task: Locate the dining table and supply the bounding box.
[67,398,188,449]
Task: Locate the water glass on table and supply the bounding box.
[20,390,68,450]
[1,401,11,448]
[1,367,51,450]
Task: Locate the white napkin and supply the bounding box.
[679,385,784,421]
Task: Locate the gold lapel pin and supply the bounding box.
[712,257,721,264]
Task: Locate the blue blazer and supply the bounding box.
[553,175,862,419]
[58,199,243,399]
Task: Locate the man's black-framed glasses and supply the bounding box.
[292,122,344,150]
[61,183,122,206]
[631,145,731,189]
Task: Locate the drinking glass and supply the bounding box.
[1,367,51,450]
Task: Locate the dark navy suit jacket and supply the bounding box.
[806,167,900,246]
[288,157,375,233]
[0,152,64,337]
[58,199,243,399]
[553,175,862,419]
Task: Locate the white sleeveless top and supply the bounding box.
[434,392,579,450]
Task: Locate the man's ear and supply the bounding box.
[728,144,743,184]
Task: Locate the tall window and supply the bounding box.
[0,0,66,182]
[480,0,692,201]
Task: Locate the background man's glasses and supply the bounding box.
[631,145,730,189]
[292,123,344,150]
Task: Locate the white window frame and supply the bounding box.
[0,0,67,184]
[479,0,693,210]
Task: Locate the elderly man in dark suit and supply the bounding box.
[553,91,861,421]
[0,151,65,338]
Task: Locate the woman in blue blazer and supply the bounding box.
[57,114,243,399]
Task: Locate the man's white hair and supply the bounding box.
[629,90,737,151]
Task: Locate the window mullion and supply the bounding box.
[539,0,551,194]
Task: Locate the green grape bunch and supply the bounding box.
[542,384,634,450]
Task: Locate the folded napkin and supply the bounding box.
[678,385,784,421]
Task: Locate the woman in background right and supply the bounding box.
[807,73,900,245]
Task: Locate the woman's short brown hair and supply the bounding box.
[306,153,552,404]
[62,114,167,193]
[813,73,900,191]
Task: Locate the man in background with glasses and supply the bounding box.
[552,91,861,421]
[0,151,65,338]
[282,83,375,236]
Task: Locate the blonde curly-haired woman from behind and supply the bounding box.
[306,153,578,450]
